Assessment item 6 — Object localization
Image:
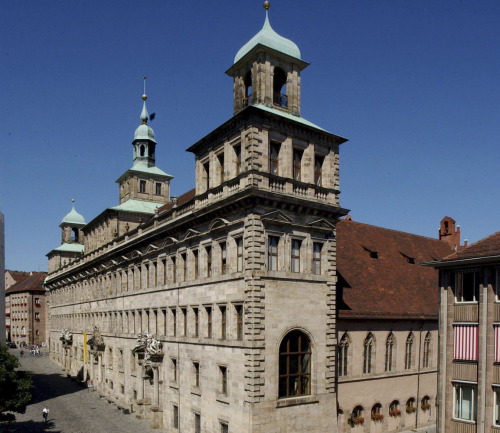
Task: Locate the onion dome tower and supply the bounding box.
[226,1,309,116]
[60,199,86,245]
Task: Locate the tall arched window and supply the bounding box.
[338,333,350,377]
[273,67,287,108]
[385,332,396,372]
[71,227,79,243]
[405,332,414,370]
[371,403,383,422]
[406,397,416,414]
[279,330,311,398]
[363,333,375,374]
[350,405,364,426]
[140,144,145,157]
[423,331,432,368]
[244,71,252,105]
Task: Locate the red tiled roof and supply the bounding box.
[157,188,196,215]
[337,219,453,320]
[5,272,47,295]
[443,231,500,260]
[6,270,32,286]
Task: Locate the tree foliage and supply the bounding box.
[0,345,33,418]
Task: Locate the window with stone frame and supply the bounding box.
[220,422,229,433]
[454,382,477,422]
[193,307,199,337]
[269,142,280,175]
[181,307,187,336]
[171,308,177,337]
[292,149,302,181]
[181,253,187,281]
[206,246,212,277]
[405,332,414,370]
[220,305,227,340]
[312,242,322,275]
[385,332,396,372]
[219,365,228,394]
[206,306,212,338]
[220,242,227,274]
[278,330,311,398]
[194,412,201,433]
[363,333,375,374]
[173,405,179,429]
[314,155,324,186]
[139,180,146,193]
[217,152,225,184]
[171,255,177,284]
[236,237,243,272]
[267,236,279,271]
[235,304,243,341]
[291,239,301,273]
[155,182,162,195]
[338,333,350,377]
[423,331,432,368]
[193,362,200,388]
[193,250,199,279]
[234,144,241,176]
[171,358,178,383]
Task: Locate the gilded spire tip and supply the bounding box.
[263,1,270,10]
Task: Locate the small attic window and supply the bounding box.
[401,253,415,264]
[362,246,378,259]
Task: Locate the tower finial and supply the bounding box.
[140,75,149,124]
[142,75,147,101]
[263,1,270,10]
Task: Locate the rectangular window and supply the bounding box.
[219,366,227,394]
[312,242,322,275]
[218,153,224,183]
[236,238,243,272]
[194,250,199,279]
[182,307,187,336]
[268,236,279,271]
[172,358,178,383]
[292,149,302,181]
[235,304,243,340]
[220,242,227,275]
[193,362,200,388]
[314,155,324,186]
[495,388,500,426]
[453,383,477,422]
[173,405,179,429]
[206,306,212,338]
[139,180,146,193]
[454,325,478,361]
[203,161,210,191]
[269,142,280,175]
[194,413,201,433]
[291,239,301,273]
[181,253,187,281]
[455,271,479,303]
[155,182,162,195]
[234,145,241,176]
[162,308,167,336]
[495,325,500,363]
[220,305,227,340]
[193,307,199,337]
[172,256,177,284]
[162,258,167,285]
[206,246,212,277]
[220,422,229,433]
[172,308,177,337]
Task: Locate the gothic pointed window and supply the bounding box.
[338,333,350,377]
[405,332,414,370]
[363,332,375,374]
[423,331,432,368]
[385,332,395,372]
[279,330,311,398]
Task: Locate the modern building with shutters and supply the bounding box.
[424,227,500,433]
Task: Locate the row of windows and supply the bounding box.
[138,180,162,195]
[52,302,244,341]
[346,397,431,424]
[267,235,323,274]
[338,331,432,377]
[171,408,227,433]
[453,269,500,303]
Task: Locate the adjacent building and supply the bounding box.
[424,224,500,433]
[336,217,454,433]
[6,271,48,346]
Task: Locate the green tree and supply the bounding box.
[0,344,33,422]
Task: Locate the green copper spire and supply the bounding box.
[60,199,86,227]
[134,76,156,143]
[234,2,301,64]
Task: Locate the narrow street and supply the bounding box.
[2,348,163,433]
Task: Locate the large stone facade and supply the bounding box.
[45,9,348,432]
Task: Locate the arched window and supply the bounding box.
[385,332,396,372]
[406,398,416,414]
[71,227,79,243]
[273,67,287,107]
[244,70,252,105]
[371,403,383,422]
[423,331,432,368]
[389,400,401,417]
[278,330,311,398]
[363,333,375,374]
[350,405,364,426]
[140,145,145,157]
[421,395,431,411]
[405,332,414,370]
[338,333,350,377]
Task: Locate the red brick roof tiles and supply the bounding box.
[337,219,453,320]
[5,272,47,295]
[157,188,196,215]
[443,231,500,260]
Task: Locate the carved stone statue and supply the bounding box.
[87,326,105,359]
[60,329,73,345]
[132,333,163,383]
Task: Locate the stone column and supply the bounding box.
[152,366,159,407]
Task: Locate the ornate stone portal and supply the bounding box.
[87,325,105,359]
[60,328,73,346]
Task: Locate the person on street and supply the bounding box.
[42,407,49,422]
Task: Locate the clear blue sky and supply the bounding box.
[1,1,499,272]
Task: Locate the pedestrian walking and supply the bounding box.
[42,406,49,422]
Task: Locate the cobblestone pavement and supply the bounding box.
[3,348,164,433]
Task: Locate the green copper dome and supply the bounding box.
[234,12,301,64]
[61,202,86,226]
[134,100,156,143]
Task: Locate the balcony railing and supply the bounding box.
[273,92,288,108]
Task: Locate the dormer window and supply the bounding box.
[401,253,415,264]
[363,246,378,259]
[273,67,287,108]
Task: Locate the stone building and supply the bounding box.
[336,217,455,433]
[45,7,348,432]
[424,223,500,433]
[6,271,48,346]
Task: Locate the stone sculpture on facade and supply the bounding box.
[132,333,163,383]
[59,328,73,346]
[86,326,105,359]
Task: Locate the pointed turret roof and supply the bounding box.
[60,200,86,227]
